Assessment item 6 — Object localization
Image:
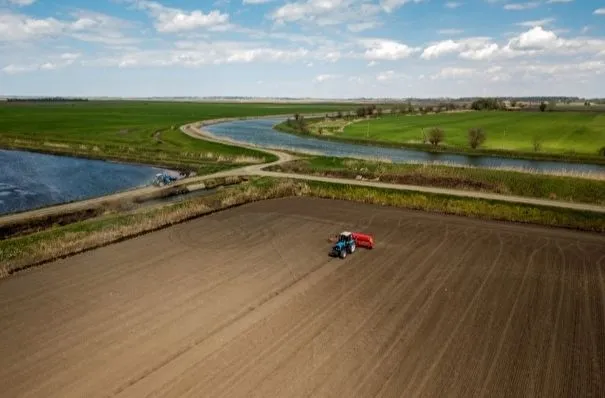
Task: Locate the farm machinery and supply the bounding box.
[329,231,374,259]
[152,172,178,187]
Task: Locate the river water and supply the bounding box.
[0,149,166,216]
[205,118,605,176]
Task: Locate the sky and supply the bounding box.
[0,0,604,98]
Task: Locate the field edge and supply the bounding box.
[3,177,605,280]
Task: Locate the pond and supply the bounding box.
[205,118,605,176]
[0,149,167,216]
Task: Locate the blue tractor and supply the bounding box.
[330,231,356,259]
[152,172,178,187]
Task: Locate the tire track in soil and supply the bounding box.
[149,225,411,398]
[476,237,550,397]
[309,227,477,398]
[366,228,502,398]
[224,220,446,398]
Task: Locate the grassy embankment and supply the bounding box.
[0,101,356,174]
[3,176,605,278]
[274,111,605,164]
[267,156,605,205]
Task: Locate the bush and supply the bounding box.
[599,147,605,157]
[468,127,486,149]
[428,127,444,146]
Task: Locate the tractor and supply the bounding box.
[152,172,178,187]
[329,231,375,259]
[330,231,356,259]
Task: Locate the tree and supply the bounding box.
[471,98,503,111]
[468,127,486,149]
[428,127,444,146]
[539,102,547,112]
[598,147,605,157]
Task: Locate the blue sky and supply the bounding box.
[1,0,604,98]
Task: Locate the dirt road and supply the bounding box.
[1,198,604,397]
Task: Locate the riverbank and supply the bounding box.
[274,119,605,166]
[3,176,605,279]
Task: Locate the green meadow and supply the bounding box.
[0,100,355,172]
[342,111,605,155]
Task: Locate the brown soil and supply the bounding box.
[1,197,604,398]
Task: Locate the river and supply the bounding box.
[205,117,605,176]
[0,149,166,216]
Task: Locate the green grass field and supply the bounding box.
[0,101,355,172]
[343,111,605,156]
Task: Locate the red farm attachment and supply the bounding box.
[351,232,374,249]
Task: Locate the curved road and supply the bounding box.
[0,116,603,229]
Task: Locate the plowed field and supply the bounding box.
[1,197,604,398]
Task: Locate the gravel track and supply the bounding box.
[1,197,604,397]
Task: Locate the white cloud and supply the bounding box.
[135,0,230,32]
[269,0,382,27]
[503,2,540,10]
[379,0,424,13]
[348,21,380,32]
[375,70,408,81]
[7,0,36,6]
[445,2,463,8]
[515,18,555,27]
[421,37,492,59]
[0,12,63,41]
[594,8,605,15]
[360,38,419,60]
[314,73,339,82]
[0,10,138,45]
[422,27,605,61]
[432,67,476,79]
[243,0,274,3]
[2,52,80,74]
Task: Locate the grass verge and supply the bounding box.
[305,181,605,234]
[2,176,605,279]
[267,157,605,205]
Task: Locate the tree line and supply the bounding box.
[5,97,89,102]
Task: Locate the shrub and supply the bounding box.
[428,127,444,146]
[468,127,486,149]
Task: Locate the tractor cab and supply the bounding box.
[338,231,353,243]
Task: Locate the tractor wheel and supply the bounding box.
[350,243,356,253]
[340,250,346,259]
